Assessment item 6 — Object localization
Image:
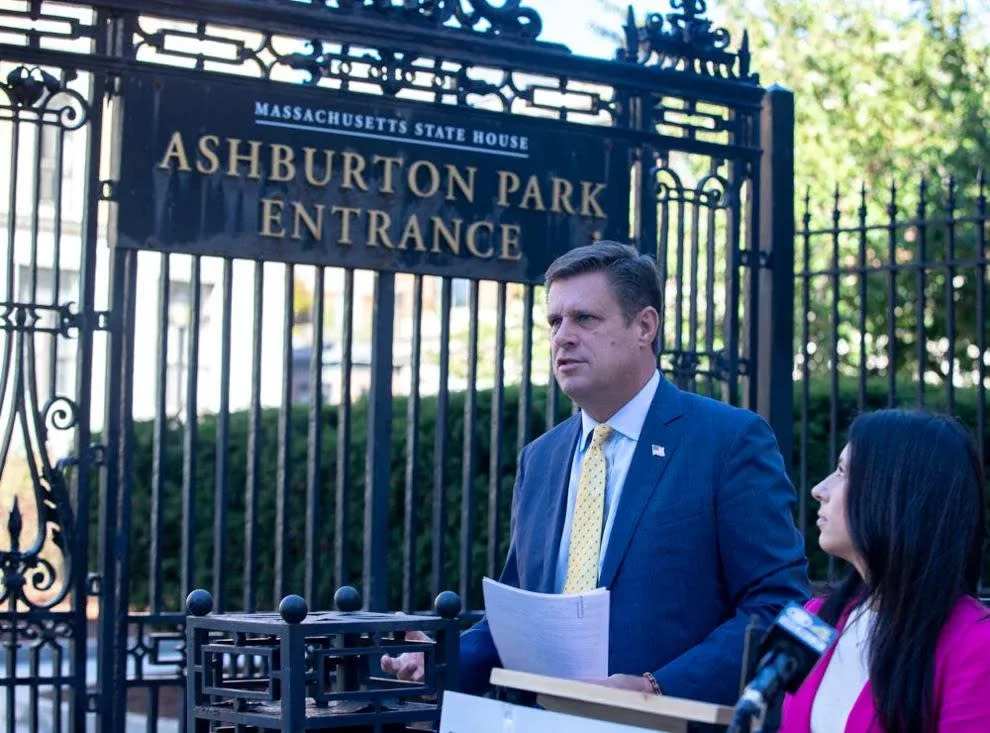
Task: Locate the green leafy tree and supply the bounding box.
[720,0,988,193]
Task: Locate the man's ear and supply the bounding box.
[637,306,659,349]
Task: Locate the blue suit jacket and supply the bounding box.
[460,373,810,705]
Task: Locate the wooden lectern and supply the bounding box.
[491,668,735,732]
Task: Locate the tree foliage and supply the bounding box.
[722,0,988,200]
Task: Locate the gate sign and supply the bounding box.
[116,74,629,283]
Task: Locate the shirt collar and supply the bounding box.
[579,370,660,448]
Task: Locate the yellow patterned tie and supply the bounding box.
[563,423,613,594]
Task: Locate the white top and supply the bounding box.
[810,604,875,733]
[554,371,661,593]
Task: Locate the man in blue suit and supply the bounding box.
[384,242,809,705]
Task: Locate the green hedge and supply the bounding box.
[123,384,573,612]
[120,378,989,612]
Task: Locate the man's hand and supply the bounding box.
[592,673,657,694]
[379,629,430,682]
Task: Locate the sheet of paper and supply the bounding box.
[482,577,610,680]
[440,691,660,733]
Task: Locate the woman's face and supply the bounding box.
[811,444,864,573]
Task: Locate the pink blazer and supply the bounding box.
[780,595,990,732]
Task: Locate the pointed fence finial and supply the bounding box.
[623,5,639,61]
[739,30,750,77]
[7,497,22,553]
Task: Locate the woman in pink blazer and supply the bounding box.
[781,410,990,732]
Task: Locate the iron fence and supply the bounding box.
[0,1,791,730]
[794,172,988,588]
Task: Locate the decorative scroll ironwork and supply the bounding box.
[281,38,617,118]
[0,0,543,45]
[131,19,619,121]
[0,67,89,614]
[621,2,753,80]
[0,343,79,611]
[654,166,733,209]
[651,161,744,392]
[327,0,543,40]
[0,66,90,130]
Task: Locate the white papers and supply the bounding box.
[440,691,658,733]
[481,577,610,680]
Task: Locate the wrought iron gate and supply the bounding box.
[0,2,793,730]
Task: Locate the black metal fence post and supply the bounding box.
[757,85,795,458]
[365,272,395,611]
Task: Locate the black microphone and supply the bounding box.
[738,614,767,698]
[729,602,837,733]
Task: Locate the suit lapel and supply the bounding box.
[598,375,685,589]
[533,417,581,593]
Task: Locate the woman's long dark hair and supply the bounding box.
[817,410,986,732]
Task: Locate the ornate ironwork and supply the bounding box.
[131,21,273,76]
[5,66,61,107]
[185,588,460,730]
[0,615,78,676]
[126,14,615,120]
[282,38,617,118]
[328,0,544,40]
[651,96,737,144]
[0,66,90,129]
[0,3,780,731]
[0,325,78,610]
[0,3,97,48]
[127,617,186,678]
[0,64,90,615]
[653,166,733,208]
[0,302,82,336]
[621,2,753,80]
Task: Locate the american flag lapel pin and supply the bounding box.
[651,444,665,457]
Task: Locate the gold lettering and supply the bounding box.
[445,164,476,203]
[398,214,426,251]
[373,155,403,193]
[465,220,494,258]
[291,202,324,240]
[159,131,191,171]
[367,209,393,247]
[496,171,520,207]
[519,176,546,211]
[498,224,522,261]
[431,217,462,254]
[580,181,607,218]
[331,206,361,245]
[195,135,220,174]
[260,198,285,238]
[342,152,369,191]
[551,177,575,214]
[304,147,334,187]
[226,138,262,179]
[408,160,441,198]
[270,144,296,183]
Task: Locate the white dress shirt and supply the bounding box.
[810,604,875,733]
[554,371,661,593]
